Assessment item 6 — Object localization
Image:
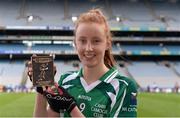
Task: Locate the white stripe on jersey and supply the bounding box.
[119,79,128,86]
[104,70,118,83]
[62,72,79,84]
[62,85,73,89]
[104,70,117,82]
[109,79,120,110]
[106,71,118,83]
[114,88,127,117]
[107,92,116,112]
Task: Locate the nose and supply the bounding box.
[85,42,93,51]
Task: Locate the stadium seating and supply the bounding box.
[111,0,154,21]
[25,0,65,26]
[0,60,80,89]
[120,45,164,55]
[2,60,180,90]
[151,0,180,21]
[0,0,179,29]
[165,45,180,55]
[0,61,25,87]
[174,62,180,75]
[0,44,27,53]
[127,61,180,89]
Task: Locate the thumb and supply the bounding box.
[54,83,64,95]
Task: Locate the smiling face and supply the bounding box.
[75,22,109,68]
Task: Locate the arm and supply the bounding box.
[34,93,60,117]
[47,104,84,117]
[47,107,60,117]
[70,106,85,117]
[33,93,48,117]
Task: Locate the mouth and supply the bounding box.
[84,54,95,59]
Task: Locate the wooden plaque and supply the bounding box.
[32,55,54,86]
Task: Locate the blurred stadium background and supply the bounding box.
[0,0,180,117]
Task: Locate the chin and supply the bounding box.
[83,62,98,68]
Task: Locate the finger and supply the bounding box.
[27,71,33,77]
[54,83,59,88]
[49,53,53,56]
[27,60,33,75]
[46,86,56,95]
[27,72,33,81]
[27,61,32,70]
[56,86,64,95]
[27,59,34,83]
[42,86,48,91]
[53,65,57,76]
[28,66,33,71]
[27,64,33,81]
[27,61,32,66]
[27,67,33,76]
[52,83,63,95]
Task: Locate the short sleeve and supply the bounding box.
[58,74,65,86]
[118,79,138,117]
[58,72,74,86]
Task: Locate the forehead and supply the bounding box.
[75,23,105,37]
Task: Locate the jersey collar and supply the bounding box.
[99,67,119,83]
[77,67,118,83]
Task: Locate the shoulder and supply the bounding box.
[58,70,79,86]
[115,74,138,93]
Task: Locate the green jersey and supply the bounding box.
[58,67,137,117]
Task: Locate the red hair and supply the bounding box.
[74,9,116,68]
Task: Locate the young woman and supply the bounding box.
[28,9,137,117]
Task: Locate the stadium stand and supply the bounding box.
[150,0,180,21]
[0,60,80,92]
[174,62,180,75]
[0,61,24,87]
[0,0,23,26]
[120,45,164,55]
[25,0,65,26]
[165,45,180,55]
[0,0,180,93]
[111,0,154,21]
[127,61,180,89]
[0,0,179,29]
[0,44,27,53]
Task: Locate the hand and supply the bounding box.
[44,83,77,113]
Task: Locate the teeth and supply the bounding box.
[84,54,94,58]
[85,55,93,58]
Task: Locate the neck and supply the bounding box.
[83,63,109,85]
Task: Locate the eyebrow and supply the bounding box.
[78,36,87,39]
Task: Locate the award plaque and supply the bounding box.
[31,55,54,86]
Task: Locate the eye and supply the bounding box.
[93,38,102,44]
[78,38,86,44]
[95,39,100,43]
